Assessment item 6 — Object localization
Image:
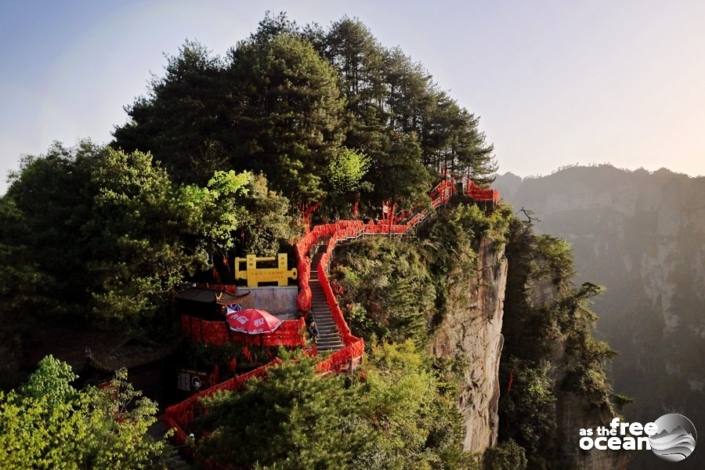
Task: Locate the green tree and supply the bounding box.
[0,357,167,469]
[20,356,77,405]
[326,147,371,195]
[332,237,435,344]
[195,351,365,469]
[195,343,471,469]
[114,14,497,215]
[320,18,496,188]
[0,143,251,328]
[113,41,229,184]
[235,173,300,256]
[483,439,528,470]
[227,33,346,205]
[498,219,620,468]
[357,341,471,469]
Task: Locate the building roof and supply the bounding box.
[175,287,250,305]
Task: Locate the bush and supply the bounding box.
[483,440,528,470]
[0,356,167,469]
[332,237,435,344]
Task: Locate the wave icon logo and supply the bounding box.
[649,413,697,462]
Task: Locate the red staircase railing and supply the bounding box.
[163,176,499,448]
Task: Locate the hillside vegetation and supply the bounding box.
[0,14,620,470]
[497,166,705,469]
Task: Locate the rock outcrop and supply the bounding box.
[430,238,508,452]
[497,166,705,469]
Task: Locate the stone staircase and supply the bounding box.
[309,247,344,352]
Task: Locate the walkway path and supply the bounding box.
[163,177,498,451]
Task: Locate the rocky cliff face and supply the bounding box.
[430,238,508,453]
[497,166,705,469]
[526,271,630,470]
[332,202,624,467]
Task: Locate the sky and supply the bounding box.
[2,0,705,193]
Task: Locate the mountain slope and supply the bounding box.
[496,165,705,469]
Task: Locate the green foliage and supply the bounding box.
[498,360,556,459]
[332,237,435,344]
[113,40,230,184]
[483,439,527,470]
[327,148,370,193]
[195,343,471,469]
[498,217,620,468]
[0,358,167,469]
[20,355,77,405]
[316,17,496,187]
[368,134,433,211]
[195,350,364,469]
[114,13,496,213]
[0,143,253,329]
[332,203,512,341]
[234,173,300,256]
[357,341,473,469]
[421,204,481,328]
[228,33,346,205]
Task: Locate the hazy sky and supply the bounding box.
[2,0,705,193]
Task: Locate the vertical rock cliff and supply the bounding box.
[332,201,623,468]
[430,238,508,453]
[497,219,628,469]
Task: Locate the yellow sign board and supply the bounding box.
[234,253,297,287]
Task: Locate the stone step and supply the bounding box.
[315,326,337,332]
[314,326,337,332]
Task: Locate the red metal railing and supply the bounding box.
[163,176,499,449]
[180,315,306,348]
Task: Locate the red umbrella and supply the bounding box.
[226,308,282,334]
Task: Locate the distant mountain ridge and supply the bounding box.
[496,164,705,469]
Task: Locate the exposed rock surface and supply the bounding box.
[497,165,705,469]
[430,238,508,452]
[527,273,630,470]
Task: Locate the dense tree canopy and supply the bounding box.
[0,142,252,328]
[195,342,471,469]
[227,33,346,205]
[333,237,436,344]
[0,356,167,469]
[0,12,623,470]
[113,13,496,215]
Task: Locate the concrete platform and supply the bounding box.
[236,286,298,319]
